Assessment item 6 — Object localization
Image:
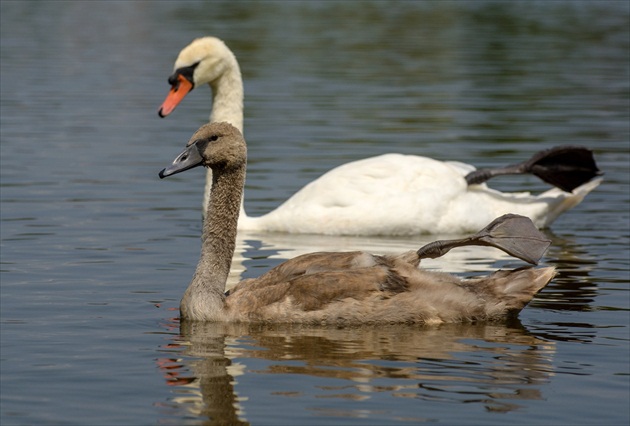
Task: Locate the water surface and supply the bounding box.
[1,1,628,425]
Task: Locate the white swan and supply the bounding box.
[159,122,556,324]
[159,36,601,236]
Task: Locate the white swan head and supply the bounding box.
[159,37,241,118]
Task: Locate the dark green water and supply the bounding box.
[1,1,628,425]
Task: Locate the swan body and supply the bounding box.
[238,153,599,235]
[159,36,600,236]
[159,122,555,324]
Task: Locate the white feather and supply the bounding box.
[161,37,599,236]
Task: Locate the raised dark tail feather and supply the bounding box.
[465,145,602,192]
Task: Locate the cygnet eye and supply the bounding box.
[209,135,219,142]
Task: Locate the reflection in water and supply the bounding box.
[155,319,249,426]
[533,231,598,311]
[525,230,601,344]
[155,320,555,424]
[0,1,626,425]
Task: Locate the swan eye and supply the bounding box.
[168,61,200,87]
[209,135,219,142]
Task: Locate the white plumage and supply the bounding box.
[159,36,600,236]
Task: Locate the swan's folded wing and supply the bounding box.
[225,265,409,321]
[284,267,408,310]
[228,251,385,294]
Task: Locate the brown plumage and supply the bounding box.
[159,122,556,324]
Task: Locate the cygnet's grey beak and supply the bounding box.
[159,144,204,179]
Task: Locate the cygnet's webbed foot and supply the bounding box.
[416,214,551,265]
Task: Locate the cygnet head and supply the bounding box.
[159,37,239,117]
[159,122,246,179]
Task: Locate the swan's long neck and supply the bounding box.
[182,162,245,321]
[209,65,244,132]
[203,54,246,218]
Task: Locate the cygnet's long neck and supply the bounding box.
[182,162,245,321]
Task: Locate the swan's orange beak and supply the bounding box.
[158,75,193,117]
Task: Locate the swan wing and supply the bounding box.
[229,251,387,294]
